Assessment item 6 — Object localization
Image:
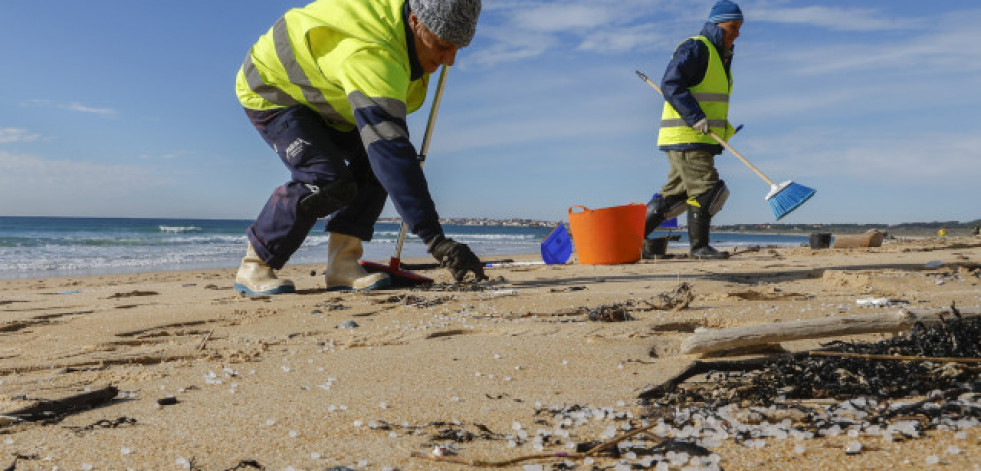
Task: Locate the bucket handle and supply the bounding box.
[569,202,645,215]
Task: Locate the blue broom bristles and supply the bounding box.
[767,181,816,220]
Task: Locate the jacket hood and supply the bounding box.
[699,22,730,54]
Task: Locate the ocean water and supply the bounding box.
[0,216,809,280]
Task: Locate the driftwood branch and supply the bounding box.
[0,385,118,425]
[832,230,883,248]
[680,307,981,356]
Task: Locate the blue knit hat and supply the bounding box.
[708,0,743,23]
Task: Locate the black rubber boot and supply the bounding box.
[642,238,668,259]
[687,210,729,260]
[645,193,687,236]
[642,194,687,258]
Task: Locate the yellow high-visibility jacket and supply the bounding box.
[236,0,445,243]
[236,0,428,132]
[658,35,732,146]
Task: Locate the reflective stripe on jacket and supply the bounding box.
[658,35,731,147]
[235,0,428,132]
[235,0,446,244]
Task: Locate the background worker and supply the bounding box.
[643,0,743,260]
[234,0,487,296]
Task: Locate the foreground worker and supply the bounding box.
[643,0,743,260]
[233,0,488,296]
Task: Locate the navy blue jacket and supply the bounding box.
[658,22,733,154]
[350,1,442,244]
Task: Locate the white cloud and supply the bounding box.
[735,87,858,121]
[786,24,981,75]
[63,102,116,116]
[730,129,981,185]
[0,128,41,144]
[751,5,921,31]
[469,0,688,64]
[578,24,667,54]
[21,99,117,116]
[465,27,557,67]
[511,4,618,33]
[137,150,193,160]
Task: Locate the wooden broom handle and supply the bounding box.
[635,70,775,186]
[706,131,774,186]
[393,65,450,261]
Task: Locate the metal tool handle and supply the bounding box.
[634,70,775,186]
[392,66,450,263]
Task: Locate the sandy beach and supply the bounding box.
[1,236,979,470]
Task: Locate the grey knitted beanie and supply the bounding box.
[409,0,481,47]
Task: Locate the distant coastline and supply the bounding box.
[378,216,981,238]
[3,215,977,238]
[715,221,981,238]
[377,217,557,228]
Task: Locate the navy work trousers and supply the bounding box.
[246,106,388,270]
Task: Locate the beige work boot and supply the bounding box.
[325,233,391,291]
[234,243,295,296]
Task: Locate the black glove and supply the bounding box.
[428,236,488,283]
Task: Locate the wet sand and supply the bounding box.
[0,236,979,470]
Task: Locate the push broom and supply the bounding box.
[635,70,815,220]
[358,65,450,286]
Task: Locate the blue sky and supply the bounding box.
[1,1,980,226]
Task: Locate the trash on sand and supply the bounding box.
[845,441,863,455]
[855,297,888,308]
[337,320,359,329]
[855,297,906,308]
[651,282,694,311]
[486,261,546,268]
[157,396,179,406]
[489,289,518,295]
[588,304,632,322]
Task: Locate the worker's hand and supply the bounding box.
[428,236,488,283]
[692,118,710,134]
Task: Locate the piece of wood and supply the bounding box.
[832,230,883,248]
[680,307,981,355]
[1,385,118,424]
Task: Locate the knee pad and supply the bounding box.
[297,179,357,218]
[687,180,729,216]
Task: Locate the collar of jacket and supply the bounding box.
[403,1,424,81]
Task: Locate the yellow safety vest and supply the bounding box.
[235,0,428,132]
[658,36,732,146]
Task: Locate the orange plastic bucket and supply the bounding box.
[568,202,645,265]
